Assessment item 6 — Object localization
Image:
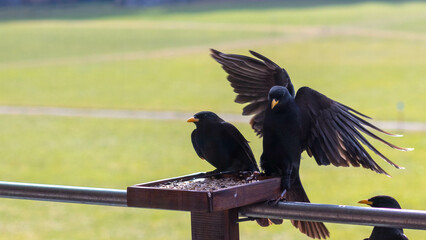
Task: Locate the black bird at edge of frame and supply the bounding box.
[210,49,413,239]
[358,195,409,240]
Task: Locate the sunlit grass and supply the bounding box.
[3,1,424,28]
[0,1,425,239]
[0,25,266,63]
[0,115,424,239]
[0,35,424,121]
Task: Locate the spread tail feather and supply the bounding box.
[286,176,330,239]
[255,218,283,227]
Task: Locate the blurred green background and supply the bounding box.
[0,0,425,239]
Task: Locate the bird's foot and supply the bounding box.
[266,199,284,206]
[267,189,287,206]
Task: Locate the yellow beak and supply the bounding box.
[358,199,373,205]
[187,117,199,123]
[271,99,279,109]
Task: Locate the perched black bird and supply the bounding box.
[187,111,259,172]
[211,49,412,239]
[188,111,280,226]
[359,195,408,240]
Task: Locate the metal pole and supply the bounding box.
[0,181,127,207]
[0,181,425,230]
[240,201,426,230]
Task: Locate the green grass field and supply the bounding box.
[0,1,425,239]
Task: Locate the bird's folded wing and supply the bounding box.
[221,122,259,171]
[191,130,205,160]
[210,49,292,136]
[295,87,411,175]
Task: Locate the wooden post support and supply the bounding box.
[191,208,239,240]
[127,173,280,240]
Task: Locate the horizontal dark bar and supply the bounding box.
[0,181,425,230]
[240,201,426,230]
[0,181,127,207]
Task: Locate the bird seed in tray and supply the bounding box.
[127,173,281,212]
[156,176,258,192]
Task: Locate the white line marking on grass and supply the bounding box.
[0,105,424,132]
[0,105,251,123]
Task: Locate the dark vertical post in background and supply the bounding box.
[191,208,239,240]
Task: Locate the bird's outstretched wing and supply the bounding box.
[191,130,205,160]
[210,49,293,136]
[295,87,412,175]
[221,122,260,171]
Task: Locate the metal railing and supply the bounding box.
[0,181,127,207]
[0,181,425,230]
[240,202,426,230]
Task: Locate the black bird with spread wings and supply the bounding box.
[187,111,259,172]
[359,195,409,240]
[210,49,412,239]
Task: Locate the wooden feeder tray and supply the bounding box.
[127,172,281,212]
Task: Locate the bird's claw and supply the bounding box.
[266,199,276,206]
[273,197,287,205]
[266,197,287,206]
[267,189,287,206]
